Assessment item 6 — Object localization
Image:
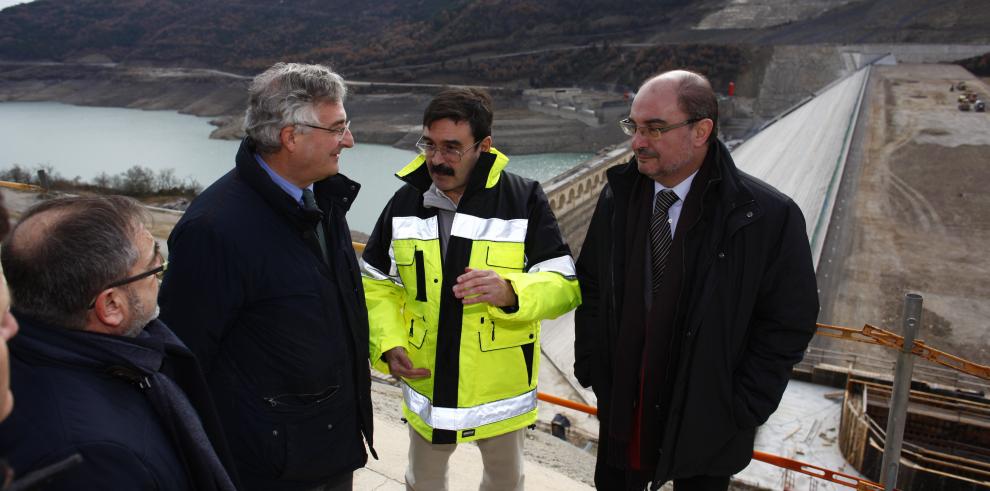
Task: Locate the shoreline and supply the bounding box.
[0,62,628,155]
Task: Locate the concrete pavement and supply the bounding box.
[354,411,594,490]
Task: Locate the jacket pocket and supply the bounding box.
[408,316,428,350]
[485,244,524,271]
[263,385,339,412]
[394,245,428,302]
[393,244,415,266]
[264,384,363,481]
[475,319,539,396]
[479,319,536,352]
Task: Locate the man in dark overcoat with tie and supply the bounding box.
[574,70,819,491]
[159,62,375,491]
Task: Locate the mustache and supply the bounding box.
[635,147,659,159]
[428,164,455,176]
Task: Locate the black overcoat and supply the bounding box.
[574,140,819,487]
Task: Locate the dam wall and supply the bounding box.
[543,146,631,257]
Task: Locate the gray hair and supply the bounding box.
[0,196,147,329]
[244,62,348,155]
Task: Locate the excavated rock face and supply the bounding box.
[696,0,859,31]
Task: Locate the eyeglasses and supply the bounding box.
[415,137,482,161]
[87,259,168,309]
[619,118,701,140]
[299,120,351,141]
[106,260,168,289]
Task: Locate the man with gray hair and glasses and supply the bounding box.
[160,62,375,491]
[0,196,237,490]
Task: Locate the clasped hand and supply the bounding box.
[452,267,517,308]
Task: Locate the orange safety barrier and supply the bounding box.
[752,451,887,490]
[537,391,597,415]
[817,323,990,380]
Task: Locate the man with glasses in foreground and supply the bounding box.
[574,70,819,490]
[361,88,580,490]
[0,196,237,490]
[160,62,374,491]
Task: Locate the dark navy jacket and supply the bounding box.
[0,316,234,490]
[159,138,374,491]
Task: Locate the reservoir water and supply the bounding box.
[0,102,590,233]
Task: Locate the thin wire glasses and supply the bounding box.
[618,118,701,140]
[415,137,482,161]
[299,120,351,141]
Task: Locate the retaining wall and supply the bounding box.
[543,146,632,257]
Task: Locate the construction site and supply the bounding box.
[2,49,990,490]
[538,50,990,489]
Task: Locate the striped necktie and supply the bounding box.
[650,189,680,293]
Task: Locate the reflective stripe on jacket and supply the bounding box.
[362,148,581,444]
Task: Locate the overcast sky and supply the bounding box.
[0,0,33,11]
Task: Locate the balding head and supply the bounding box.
[1,196,147,330]
[640,70,719,143]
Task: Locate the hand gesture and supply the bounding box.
[383,346,431,379]
[452,268,518,308]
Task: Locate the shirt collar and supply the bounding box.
[254,153,313,206]
[654,169,699,202]
[423,183,459,212]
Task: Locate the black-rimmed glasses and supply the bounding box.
[299,120,351,140]
[87,260,168,309]
[619,118,701,140]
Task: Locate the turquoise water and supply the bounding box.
[0,102,589,233]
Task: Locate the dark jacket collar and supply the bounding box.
[9,313,188,376]
[234,138,361,221]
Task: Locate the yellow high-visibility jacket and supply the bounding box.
[361,148,581,444]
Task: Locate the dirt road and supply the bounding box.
[815,64,990,367]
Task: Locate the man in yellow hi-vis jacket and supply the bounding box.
[361,88,581,491]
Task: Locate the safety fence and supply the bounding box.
[815,323,990,381]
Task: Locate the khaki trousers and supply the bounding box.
[405,425,526,491]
